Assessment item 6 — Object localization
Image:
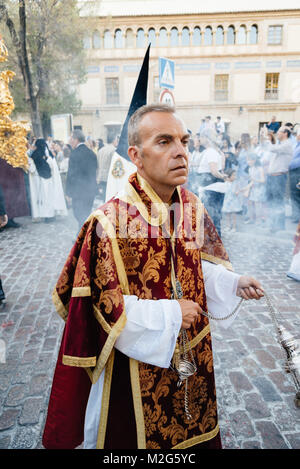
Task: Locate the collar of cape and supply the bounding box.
[117,172,185,230]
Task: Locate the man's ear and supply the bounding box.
[128,145,143,169]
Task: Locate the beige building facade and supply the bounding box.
[75,1,300,142]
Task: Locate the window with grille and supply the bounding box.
[268,26,283,44]
[215,74,229,101]
[106,78,119,104]
[265,73,279,100]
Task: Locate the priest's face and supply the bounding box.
[128,111,190,202]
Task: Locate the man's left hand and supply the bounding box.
[0,214,8,228]
[237,276,264,300]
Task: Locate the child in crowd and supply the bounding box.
[222,169,242,232]
[244,153,266,225]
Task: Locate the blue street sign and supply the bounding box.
[159,57,175,89]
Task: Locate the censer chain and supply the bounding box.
[202,291,300,406]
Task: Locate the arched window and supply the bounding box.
[125,28,134,48]
[204,26,212,45]
[159,27,168,47]
[170,27,179,46]
[237,25,247,44]
[192,26,201,46]
[137,28,145,48]
[250,24,258,44]
[92,31,101,49]
[181,27,190,46]
[227,25,235,45]
[83,33,91,49]
[114,29,123,48]
[148,28,156,46]
[104,30,112,49]
[216,26,224,45]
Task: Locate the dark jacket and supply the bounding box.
[0,184,6,216]
[66,143,98,201]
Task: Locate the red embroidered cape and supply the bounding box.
[43,173,233,450]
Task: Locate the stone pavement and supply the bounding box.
[0,209,299,450]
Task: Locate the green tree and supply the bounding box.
[0,0,88,137]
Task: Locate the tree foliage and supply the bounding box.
[0,0,89,136]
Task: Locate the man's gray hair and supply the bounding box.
[128,103,176,146]
[71,129,85,143]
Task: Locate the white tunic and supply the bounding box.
[28,156,67,219]
[83,261,241,449]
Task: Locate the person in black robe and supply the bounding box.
[66,130,98,232]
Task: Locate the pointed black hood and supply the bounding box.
[116,45,150,160]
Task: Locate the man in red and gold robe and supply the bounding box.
[43,105,264,450]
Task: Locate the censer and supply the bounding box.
[264,293,300,408]
[202,292,300,408]
[172,278,300,416]
[171,279,197,420]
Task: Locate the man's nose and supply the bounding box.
[173,140,187,157]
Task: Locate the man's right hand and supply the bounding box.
[177,299,202,329]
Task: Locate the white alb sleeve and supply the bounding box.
[202,260,242,329]
[114,295,182,368]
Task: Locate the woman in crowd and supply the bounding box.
[222,169,242,232]
[244,153,267,225]
[237,133,251,221]
[197,129,227,236]
[28,138,67,222]
[221,135,238,172]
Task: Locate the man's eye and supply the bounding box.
[159,140,168,145]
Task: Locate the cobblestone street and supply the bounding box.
[0,209,299,450]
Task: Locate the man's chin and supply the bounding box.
[173,175,187,186]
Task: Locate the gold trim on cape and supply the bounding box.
[172,423,220,449]
[189,324,210,349]
[96,349,115,449]
[71,286,91,297]
[130,358,146,449]
[201,252,233,271]
[62,354,97,367]
[93,305,112,335]
[52,288,68,321]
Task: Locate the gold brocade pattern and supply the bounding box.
[51,172,232,449]
[102,173,228,449]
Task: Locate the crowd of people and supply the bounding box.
[0,114,299,298]
[187,115,300,239]
[1,115,299,240]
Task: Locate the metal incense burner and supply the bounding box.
[264,293,300,408]
[200,290,300,408]
[171,279,197,420]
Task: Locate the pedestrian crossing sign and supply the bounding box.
[159,57,175,89]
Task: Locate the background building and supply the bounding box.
[75,0,300,141]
